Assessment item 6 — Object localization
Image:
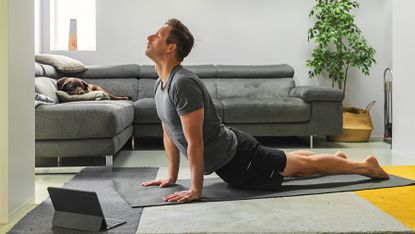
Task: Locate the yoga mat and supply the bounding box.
[113,172,415,208]
[8,167,158,234]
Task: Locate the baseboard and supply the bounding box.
[6,196,36,229]
[9,196,35,219]
[35,166,84,175]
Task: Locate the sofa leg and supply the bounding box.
[105,155,113,167]
[310,135,314,148]
[57,157,62,167]
[131,136,135,150]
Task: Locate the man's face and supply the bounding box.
[145,25,172,61]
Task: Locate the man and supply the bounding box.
[142,18,389,203]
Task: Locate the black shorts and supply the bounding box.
[215,127,287,190]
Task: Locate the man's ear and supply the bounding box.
[167,43,177,54]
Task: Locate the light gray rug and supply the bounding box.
[113,173,415,208]
[137,193,412,233]
[8,167,158,234]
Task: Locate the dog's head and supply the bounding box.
[57,77,89,95]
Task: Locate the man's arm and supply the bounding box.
[142,123,180,187]
[162,123,180,185]
[163,108,204,203]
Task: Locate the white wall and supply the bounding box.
[0,0,9,224]
[35,0,42,54]
[345,0,392,138]
[7,0,35,220]
[41,0,392,137]
[392,0,415,158]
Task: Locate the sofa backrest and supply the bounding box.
[35,62,295,102]
[35,63,140,101]
[137,65,218,99]
[216,65,295,99]
[137,65,158,99]
[80,64,139,101]
[186,65,217,98]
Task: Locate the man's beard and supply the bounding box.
[145,49,164,62]
[145,49,155,61]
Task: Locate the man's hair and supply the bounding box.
[165,18,194,61]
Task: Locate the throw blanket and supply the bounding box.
[35,93,55,108]
[55,90,110,102]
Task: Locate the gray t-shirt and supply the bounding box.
[154,65,237,175]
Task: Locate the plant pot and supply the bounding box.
[328,101,375,142]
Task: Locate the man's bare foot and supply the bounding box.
[335,151,347,159]
[364,155,390,179]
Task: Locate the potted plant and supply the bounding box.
[307,0,376,141]
[307,0,376,93]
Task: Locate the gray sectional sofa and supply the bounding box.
[35,62,344,163]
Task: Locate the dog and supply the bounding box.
[57,77,131,100]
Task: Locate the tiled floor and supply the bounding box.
[2,138,415,233]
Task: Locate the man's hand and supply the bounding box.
[141,177,176,188]
[162,189,201,203]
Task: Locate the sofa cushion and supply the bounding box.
[35,54,87,73]
[35,63,44,77]
[35,101,134,140]
[201,79,217,99]
[39,63,61,78]
[83,78,138,101]
[221,97,311,123]
[138,79,157,99]
[35,77,59,103]
[134,98,160,124]
[133,98,224,124]
[217,78,294,99]
[212,99,224,121]
[138,78,217,99]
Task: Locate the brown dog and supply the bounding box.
[57,77,130,100]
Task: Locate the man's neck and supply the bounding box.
[155,60,181,85]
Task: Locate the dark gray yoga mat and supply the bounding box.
[8,167,158,234]
[113,173,415,208]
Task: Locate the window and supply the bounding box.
[50,0,96,51]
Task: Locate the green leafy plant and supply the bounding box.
[307,0,376,93]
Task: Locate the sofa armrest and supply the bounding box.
[289,86,344,102]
